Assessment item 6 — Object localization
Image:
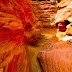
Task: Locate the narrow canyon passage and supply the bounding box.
[26,1,57,72]
[0,0,72,72]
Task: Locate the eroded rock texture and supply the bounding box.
[31,1,57,28]
[38,35,72,72]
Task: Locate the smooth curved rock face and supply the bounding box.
[38,35,72,72]
[0,42,31,72]
[0,0,42,45]
[7,47,30,72]
[0,0,40,72]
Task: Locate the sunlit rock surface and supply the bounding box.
[55,0,72,24]
[54,0,72,41]
[66,23,72,36]
[38,0,72,72]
